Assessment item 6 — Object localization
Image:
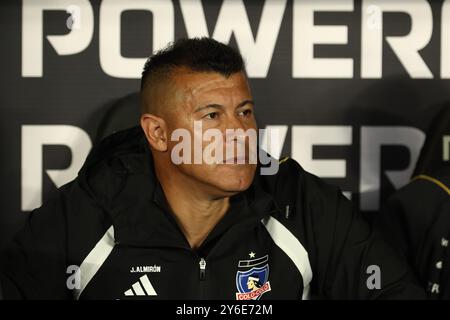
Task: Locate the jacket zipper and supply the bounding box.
[199,257,206,299]
[199,257,206,280]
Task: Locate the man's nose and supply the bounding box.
[224,114,245,139]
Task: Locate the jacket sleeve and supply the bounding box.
[374,186,427,275]
[0,184,73,299]
[294,165,427,299]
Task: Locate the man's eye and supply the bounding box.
[239,109,253,116]
[204,112,220,120]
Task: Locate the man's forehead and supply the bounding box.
[172,68,249,98]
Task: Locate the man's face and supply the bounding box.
[247,279,255,290]
[164,69,257,197]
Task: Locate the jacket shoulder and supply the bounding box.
[259,156,345,217]
[275,156,343,200]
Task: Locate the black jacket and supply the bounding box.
[376,169,450,299]
[0,126,425,300]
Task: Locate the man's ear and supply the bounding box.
[140,113,168,152]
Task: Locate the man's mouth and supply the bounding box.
[223,155,249,164]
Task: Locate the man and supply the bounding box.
[0,38,425,299]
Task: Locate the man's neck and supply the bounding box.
[155,166,230,250]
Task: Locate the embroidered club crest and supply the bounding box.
[235,254,271,300]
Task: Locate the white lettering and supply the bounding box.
[293,0,354,78]
[21,125,92,211]
[22,0,94,77]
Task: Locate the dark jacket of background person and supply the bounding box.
[376,168,450,299]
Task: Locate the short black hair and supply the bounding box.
[140,37,245,92]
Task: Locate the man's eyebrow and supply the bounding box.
[194,104,224,113]
[236,100,254,108]
[194,100,254,113]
